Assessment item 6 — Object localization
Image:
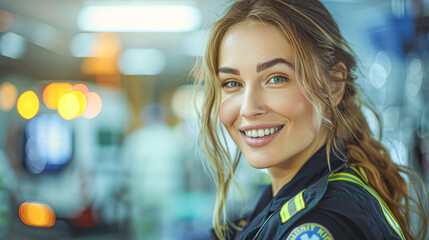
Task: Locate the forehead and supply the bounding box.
[218,21,294,68]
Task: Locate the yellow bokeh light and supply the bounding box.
[83,92,102,119]
[58,91,87,120]
[17,90,39,119]
[0,81,18,111]
[42,82,72,110]
[72,90,87,117]
[58,93,79,120]
[19,202,56,228]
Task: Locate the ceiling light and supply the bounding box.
[77,4,201,32]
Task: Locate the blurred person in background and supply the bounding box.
[194,0,429,239]
[121,104,184,240]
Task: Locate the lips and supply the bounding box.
[239,124,284,147]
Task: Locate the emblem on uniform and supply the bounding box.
[286,223,334,240]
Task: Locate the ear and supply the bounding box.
[330,62,347,106]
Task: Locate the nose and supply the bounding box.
[240,86,266,119]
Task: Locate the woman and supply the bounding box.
[194,0,428,239]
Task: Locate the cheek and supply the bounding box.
[269,91,319,128]
[219,95,241,127]
[269,91,309,116]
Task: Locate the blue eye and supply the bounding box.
[222,81,241,88]
[268,75,288,84]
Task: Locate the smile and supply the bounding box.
[240,125,284,147]
[243,126,283,138]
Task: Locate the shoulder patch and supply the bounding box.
[286,223,334,240]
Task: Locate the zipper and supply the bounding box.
[251,211,278,240]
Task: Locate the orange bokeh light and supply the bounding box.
[81,32,121,76]
[17,90,39,119]
[0,10,13,32]
[83,92,102,119]
[42,82,72,110]
[19,202,56,228]
[0,81,18,111]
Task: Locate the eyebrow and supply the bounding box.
[218,67,240,75]
[217,57,293,75]
[256,58,294,72]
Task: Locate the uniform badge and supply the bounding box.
[286,223,334,240]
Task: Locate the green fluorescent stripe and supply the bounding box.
[329,174,405,240]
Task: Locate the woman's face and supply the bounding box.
[218,21,327,170]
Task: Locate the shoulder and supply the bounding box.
[282,197,382,240]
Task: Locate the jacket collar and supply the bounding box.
[251,144,347,215]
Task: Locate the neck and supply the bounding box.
[268,137,327,196]
[268,156,308,196]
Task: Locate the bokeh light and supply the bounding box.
[42,82,72,110]
[19,202,56,228]
[72,83,90,94]
[72,90,87,117]
[405,57,423,98]
[25,114,73,174]
[0,10,13,32]
[83,92,102,119]
[81,32,121,75]
[58,91,87,120]
[0,81,18,111]
[17,90,39,120]
[0,32,26,59]
[369,63,388,89]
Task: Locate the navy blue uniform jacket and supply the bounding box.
[211,146,405,240]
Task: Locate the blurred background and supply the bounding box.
[0,0,428,239]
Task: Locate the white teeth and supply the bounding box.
[251,130,258,137]
[243,126,282,138]
[265,129,270,135]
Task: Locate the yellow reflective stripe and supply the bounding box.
[280,189,306,224]
[331,173,393,216]
[330,174,399,226]
[329,173,406,240]
[331,177,405,240]
[350,166,369,183]
[280,201,291,223]
[295,190,305,211]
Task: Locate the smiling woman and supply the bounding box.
[218,22,326,187]
[193,0,429,240]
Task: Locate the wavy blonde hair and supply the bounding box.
[193,0,429,239]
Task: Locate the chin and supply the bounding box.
[243,154,277,169]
